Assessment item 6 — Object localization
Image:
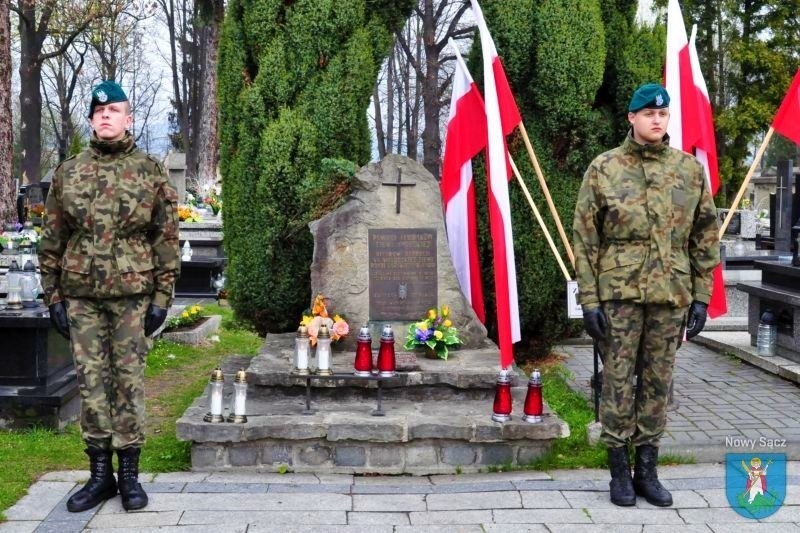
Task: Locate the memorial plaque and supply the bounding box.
[369,228,437,320]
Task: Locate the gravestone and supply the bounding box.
[308,154,488,350]
[163,151,187,204]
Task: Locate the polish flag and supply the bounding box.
[772,68,800,145]
[666,0,727,318]
[471,0,522,368]
[441,47,487,323]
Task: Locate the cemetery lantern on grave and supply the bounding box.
[203,367,225,423]
[376,324,396,377]
[522,369,543,423]
[491,368,513,422]
[294,325,311,375]
[227,369,248,423]
[5,260,23,310]
[20,259,39,308]
[316,324,333,376]
[353,325,373,377]
[2,223,19,252]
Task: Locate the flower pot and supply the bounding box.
[424,347,439,359]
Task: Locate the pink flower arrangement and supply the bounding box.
[301,294,349,346]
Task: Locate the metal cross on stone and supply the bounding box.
[382,168,416,214]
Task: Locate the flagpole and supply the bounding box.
[719,127,774,238]
[517,122,576,268]
[509,156,572,281]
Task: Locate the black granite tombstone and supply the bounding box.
[0,307,79,429]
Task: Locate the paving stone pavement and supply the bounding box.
[558,336,800,462]
[4,465,800,532]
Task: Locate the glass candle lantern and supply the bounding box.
[294,325,311,375]
[376,324,396,377]
[20,260,39,308]
[227,369,248,423]
[203,367,225,422]
[316,324,333,375]
[522,368,543,423]
[491,368,513,422]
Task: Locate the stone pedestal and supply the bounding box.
[0,306,79,429]
[176,334,569,475]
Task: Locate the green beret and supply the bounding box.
[87,80,128,118]
[628,83,670,112]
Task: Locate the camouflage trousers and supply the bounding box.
[65,295,151,450]
[598,301,687,448]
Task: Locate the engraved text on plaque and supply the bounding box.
[369,228,437,320]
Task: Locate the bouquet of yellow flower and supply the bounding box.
[301,294,349,346]
[164,305,204,331]
[404,305,461,360]
[178,204,203,222]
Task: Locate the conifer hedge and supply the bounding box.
[471,0,664,358]
[218,0,413,333]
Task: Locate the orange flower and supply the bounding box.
[312,294,329,318]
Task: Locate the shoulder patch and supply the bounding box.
[145,153,166,174]
[54,154,77,171]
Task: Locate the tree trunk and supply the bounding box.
[0,0,15,222]
[373,84,386,158]
[420,0,440,179]
[386,51,394,153]
[195,0,224,185]
[18,1,44,185]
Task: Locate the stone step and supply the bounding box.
[176,340,570,475]
[176,378,569,475]
[248,333,512,393]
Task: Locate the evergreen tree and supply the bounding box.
[471,0,663,359]
[218,0,413,333]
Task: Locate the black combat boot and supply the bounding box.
[608,446,636,506]
[633,444,673,506]
[66,447,117,512]
[117,447,148,511]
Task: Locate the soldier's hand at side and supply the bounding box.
[144,304,168,337]
[583,307,608,341]
[48,302,70,339]
[685,301,708,339]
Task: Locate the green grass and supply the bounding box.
[0,304,262,520]
[514,363,695,471]
[522,364,609,470]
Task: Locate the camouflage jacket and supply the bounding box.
[572,132,720,310]
[39,133,180,308]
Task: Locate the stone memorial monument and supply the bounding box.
[309,154,488,351]
[176,155,568,475]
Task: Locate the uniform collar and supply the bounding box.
[90,132,135,156]
[622,129,670,158]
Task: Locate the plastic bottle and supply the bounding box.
[756,309,777,357]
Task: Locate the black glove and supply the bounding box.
[685,301,708,340]
[48,302,70,340]
[144,304,168,337]
[583,307,608,341]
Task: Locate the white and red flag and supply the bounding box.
[441,46,488,323]
[666,0,727,318]
[772,68,800,145]
[470,0,522,368]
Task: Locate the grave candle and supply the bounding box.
[228,369,248,423]
[203,367,225,423]
[294,325,310,375]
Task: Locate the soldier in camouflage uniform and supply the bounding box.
[39,80,180,513]
[572,83,719,508]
